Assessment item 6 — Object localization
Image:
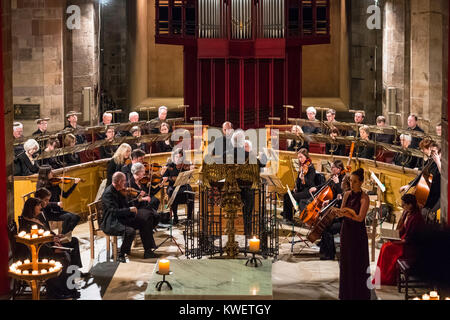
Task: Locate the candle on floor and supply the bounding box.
[422,294,430,300]
[158,259,170,275]
[430,291,439,300]
[413,297,421,300]
[31,225,38,235]
[249,237,260,253]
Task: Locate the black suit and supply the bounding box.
[106,159,125,187]
[408,126,425,150]
[99,145,117,159]
[15,153,40,176]
[393,149,418,169]
[63,152,80,167]
[64,124,86,145]
[101,184,156,255]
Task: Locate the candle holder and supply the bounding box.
[245,252,262,268]
[155,271,173,291]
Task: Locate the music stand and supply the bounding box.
[261,174,285,237]
[286,187,311,254]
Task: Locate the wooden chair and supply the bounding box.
[397,259,429,300]
[21,191,63,234]
[87,200,118,262]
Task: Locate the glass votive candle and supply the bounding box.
[41,269,48,274]
[18,231,26,238]
[9,266,16,272]
[413,297,421,300]
[31,225,38,235]
[24,234,31,239]
[16,261,22,266]
[422,294,430,300]
[49,267,54,272]
[43,231,51,237]
[22,270,29,275]
[38,229,44,236]
[42,259,48,264]
[24,259,30,265]
[430,291,440,300]
[32,270,39,275]
[32,234,38,239]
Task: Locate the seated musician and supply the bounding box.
[33,118,49,136]
[161,148,194,225]
[15,139,40,176]
[392,134,418,169]
[287,125,307,152]
[64,111,86,145]
[121,149,145,183]
[281,148,316,223]
[407,114,425,149]
[40,138,64,169]
[302,107,321,150]
[373,116,394,144]
[99,126,118,159]
[129,162,161,220]
[62,134,81,167]
[101,112,113,126]
[129,126,147,153]
[13,122,25,157]
[150,106,172,134]
[106,143,132,187]
[309,160,348,260]
[347,111,365,137]
[36,166,81,235]
[101,172,157,262]
[20,197,82,299]
[326,128,345,156]
[355,126,375,160]
[374,194,425,285]
[155,122,174,153]
[399,138,441,219]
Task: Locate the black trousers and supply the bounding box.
[167,185,194,221]
[119,209,156,255]
[319,219,342,260]
[45,210,80,234]
[282,190,311,221]
[241,188,255,236]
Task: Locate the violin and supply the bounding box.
[299,159,312,184]
[120,187,140,198]
[49,176,85,186]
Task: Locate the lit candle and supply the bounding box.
[430,291,440,300]
[24,259,30,265]
[42,259,48,264]
[41,269,47,274]
[413,297,421,300]
[23,270,29,275]
[32,234,38,239]
[16,261,22,266]
[422,294,430,300]
[49,260,56,265]
[15,270,22,275]
[32,270,39,275]
[43,231,51,237]
[158,259,170,275]
[9,266,16,272]
[49,267,54,272]
[54,266,61,271]
[18,231,26,238]
[38,229,44,236]
[55,262,62,268]
[445,297,450,300]
[24,234,31,239]
[249,237,260,253]
[31,225,38,235]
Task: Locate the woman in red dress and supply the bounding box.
[337,168,371,300]
[375,194,425,285]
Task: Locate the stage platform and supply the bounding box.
[145,259,273,300]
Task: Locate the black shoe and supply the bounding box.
[143,251,158,259]
[117,254,127,263]
[47,292,74,300]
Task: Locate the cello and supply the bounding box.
[300,142,355,226]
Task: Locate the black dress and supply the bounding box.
[408,126,424,150]
[339,191,371,300]
[106,159,125,187]
[64,124,86,145]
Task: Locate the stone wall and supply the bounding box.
[11,0,65,135]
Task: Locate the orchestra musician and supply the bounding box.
[19,197,82,299]
[161,148,194,225]
[301,107,321,150]
[374,194,425,285]
[347,111,365,137]
[33,118,49,136]
[40,138,64,169]
[326,128,345,156]
[101,172,158,262]
[336,168,370,300]
[407,114,425,150]
[62,134,81,167]
[155,122,174,153]
[36,165,81,235]
[129,126,147,153]
[64,111,86,145]
[399,138,441,219]
[373,116,394,144]
[97,112,113,140]
[392,134,418,169]
[13,122,25,157]
[281,148,317,223]
[106,143,132,187]
[150,106,172,134]
[121,149,145,182]
[99,126,118,159]
[355,126,375,160]
[287,125,307,152]
[15,139,40,176]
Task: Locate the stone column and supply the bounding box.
[410,0,445,133]
[382,0,410,127]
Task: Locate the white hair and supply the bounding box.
[103,112,112,119]
[159,106,168,115]
[131,162,145,175]
[306,107,317,115]
[129,112,139,120]
[13,122,23,130]
[400,134,412,142]
[231,130,246,149]
[23,139,39,153]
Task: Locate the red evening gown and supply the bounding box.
[339,191,371,300]
[375,210,425,285]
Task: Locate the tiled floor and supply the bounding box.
[61,212,407,301]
